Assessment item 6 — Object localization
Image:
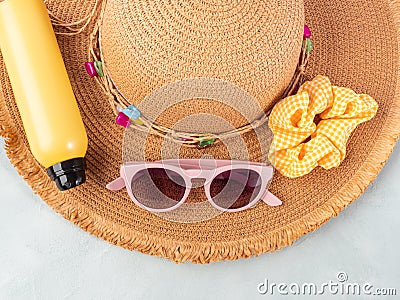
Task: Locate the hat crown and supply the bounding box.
[101,0,304,130]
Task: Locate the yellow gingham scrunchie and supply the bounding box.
[268,75,379,178]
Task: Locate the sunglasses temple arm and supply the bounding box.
[261,191,282,207]
[106,177,126,191]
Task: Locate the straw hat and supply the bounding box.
[1,0,400,263]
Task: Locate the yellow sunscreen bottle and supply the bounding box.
[0,0,88,190]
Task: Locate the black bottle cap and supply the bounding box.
[47,158,86,191]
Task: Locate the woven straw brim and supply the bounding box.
[1,0,400,263]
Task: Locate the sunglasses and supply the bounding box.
[106,159,282,213]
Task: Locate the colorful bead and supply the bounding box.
[116,112,131,128]
[85,62,98,77]
[303,25,311,39]
[306,38,313,52]
[122,105,141,120]
[94,61,104,77]
[133,119,144,125]
[198,137,215,148]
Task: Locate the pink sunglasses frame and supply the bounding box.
[106,159,282,213]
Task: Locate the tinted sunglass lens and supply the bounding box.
[130,168,186,210]
[210,169,262,210]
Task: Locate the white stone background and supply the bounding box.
[0,137,399,299]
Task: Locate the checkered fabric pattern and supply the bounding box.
[268,75,379,178]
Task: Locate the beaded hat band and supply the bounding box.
[85,17,313,148]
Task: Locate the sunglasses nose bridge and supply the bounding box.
[181,169,214,180]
